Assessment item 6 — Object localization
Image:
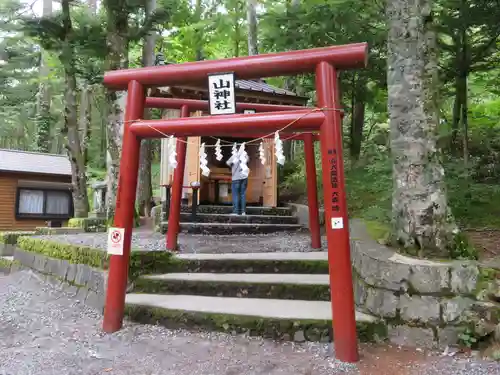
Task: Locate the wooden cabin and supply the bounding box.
[0,149,73,230]
[155,80,308,208]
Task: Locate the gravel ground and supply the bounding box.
[33,231,328,253]
[0,271,352,375]
[1,271,500,375]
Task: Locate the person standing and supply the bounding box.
[227,144,249,215]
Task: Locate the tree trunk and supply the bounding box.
[194,0,204,61]
[61,0,89,218]
[136,0,156,217]
[233,6,241,57]
[350,97,365,161]
[104,0,129,219]
[78,0,97,165]
[284,0,300,92]
[247,0,258,56]
[451,77,461,152]
[34,0,52,153]
[79,84,92,165]
[459,14,469,167]
[387,0,456,256]
[461,75,469,167]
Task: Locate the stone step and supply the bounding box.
[135,273,331,301]
[179,212,298,225]
[160,222,303,235]
[173,251,329,274]
[181,205,293,217]
[125,294,385,343]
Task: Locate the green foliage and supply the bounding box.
[0,231,36,244]
[67,217,108,232]
[448,232,478,260]
[458,326,479,349]
[282,142,500,258]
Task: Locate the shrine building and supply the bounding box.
[155,80,308,208]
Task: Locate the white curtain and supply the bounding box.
[18,189,44,214]
[46,191,70,215]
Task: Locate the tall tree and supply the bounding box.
[33,0,52,153]
[103,0,172,218]
[60,0,90,217]
[136,0,157,217]
[24,0,91,217]
[246,0,258,55]
[103,0,130,219]
[0,0,40,150]
[78,0,98,165]
[387,0,457,255]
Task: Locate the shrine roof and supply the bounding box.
[154,79,308,105]
[234,79,298,97]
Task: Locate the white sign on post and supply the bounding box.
[331,217,344,229]
[208,72,236,115]
[107,227,125,255]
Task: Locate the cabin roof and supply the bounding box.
[0,148,72,176]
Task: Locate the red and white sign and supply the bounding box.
[107,227,125,255]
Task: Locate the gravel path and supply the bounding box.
[0,271,351,375]
[33,231,328,253]
[1,271,500,375]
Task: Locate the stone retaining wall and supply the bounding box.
[350,220,500,349]
[13,248,108,312]
[286,203,325,229]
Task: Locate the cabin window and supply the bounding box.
[16,188,73,219]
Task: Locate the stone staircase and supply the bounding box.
[125,251,386,343]
[160,205,303,235]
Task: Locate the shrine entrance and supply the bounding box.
[185,136,276,207]
[101,42,369,363]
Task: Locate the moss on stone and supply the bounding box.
[171,258,330,274]
[363,220,391,244]
[0,256,13,270]
[128,251,180,280]
[16,237,179,280]
[134,277,331,301]
[0,231,36,244]
[124,304,386,343]
[475,267,500,301]
[17,236,109,269]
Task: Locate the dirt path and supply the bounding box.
[0,271,499,375]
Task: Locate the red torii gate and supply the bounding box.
[102,43,368,363]
[144,96,323,250]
